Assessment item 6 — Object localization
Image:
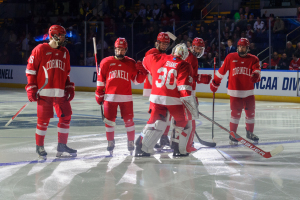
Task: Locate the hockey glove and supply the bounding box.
[210,79,220,93]
[197,74,212,84]
[135,61,148,75]
[95,90,105,105]
[250,71,261,83]
[65,82,75,102]
[25,84,38,102]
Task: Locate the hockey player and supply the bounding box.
[135,43,199,157]
[210,38,261,144]
[95,38,147,156]
[25,25,77,159]
[184,37,212,151]
[142,32,172,149]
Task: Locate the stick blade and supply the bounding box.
[270,145,284,157]
[4,118,13,127]
[166,31,177,41]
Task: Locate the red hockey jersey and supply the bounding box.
[97,56,146,102]
[289,58,300,70]
[215,52,260,98]
[143,54,193,105]
[26,43,70,97]
[143,48,163,97]
[185,51,198,95]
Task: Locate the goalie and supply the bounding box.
[135,43,199,157]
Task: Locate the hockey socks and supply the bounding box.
[57,116,71,144]
[105,124,115,141]
[35,118,50,146]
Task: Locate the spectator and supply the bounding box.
[254,16,265,32]
[249,43,259,56]
[86,51,95,66]
[247,13,255,27]
[271,52,280,69]
[273,17,285,34]
[160,13,170,27]
[169,10,180,26]
[244,6,250,19]
[223,26,232,38]
[236,14,247,31]
[96,39,108,51]
[232,33,239,47]
[158,3,168,20]
[277,53,290,70]
[222,32,230,45]
[207,28,215,46]
[138,4,146,18]
[9,30,17,44]
[187,39,192,50]
[181,34,189,45]
[187,24,197,39]
[205,52,214,68]
[284,41,295,60]
[225,17,235,33]
[289,52,300,70]
[146,4,153,18]
[220,15,226,32]
[152,4,160,21]
[209,15,218,30]
[225,39,236,57]
[245,24,254,42]
[169,3,179,14]
[199,26,207,40]
[234,7,244,22]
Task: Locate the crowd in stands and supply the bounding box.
[0,0,300,70]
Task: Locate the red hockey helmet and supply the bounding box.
[237,38,250,47]
[114,38,128,49]
[48,25,66,38]
[157,32,170,43]
[192,38,205,47]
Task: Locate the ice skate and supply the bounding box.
[36,145,47,160]
[135,136,150,157]
[154,135,170,151]
[56,143,77,157]
[172,143,189,157]
[107,140,115,156]
[128,140,134,155]
[229,135,238,145]
[246,129,259,143]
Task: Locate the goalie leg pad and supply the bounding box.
[172,121,193,154]
[141,112,170,153]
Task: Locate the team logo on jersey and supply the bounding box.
[55,53,59,56]
[46,52,52,55]
[241,62,244,64]
[166,61,178,68]
[46,59,65,71]
[110,63,116,66]
[232,60,238,62]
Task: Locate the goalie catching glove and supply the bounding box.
[197,74,212,84]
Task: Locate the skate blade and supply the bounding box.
[109,151,113,157]
[56,152,77,158]
[38,155,47,160]
[229,141,238,146]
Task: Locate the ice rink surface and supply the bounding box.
[0,88,300,200]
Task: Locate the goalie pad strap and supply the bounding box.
[180,96,199,119]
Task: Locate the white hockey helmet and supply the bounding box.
[172,43,189,60]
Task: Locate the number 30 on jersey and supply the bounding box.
[155,67,177,90]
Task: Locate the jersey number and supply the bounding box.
[29,56,34,64]
[155,67,177,90]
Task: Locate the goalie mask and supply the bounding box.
[48,25,67,47]
[191,38,205,58]
[156,32,170,53]
[114,38,128,59]
[237,38,250,57]
[172,43,189,60]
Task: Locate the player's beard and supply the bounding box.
[238,49,248,57]
[116,54,125,59]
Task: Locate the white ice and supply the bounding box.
[0,88,299,200]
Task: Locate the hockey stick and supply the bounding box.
[5,66,48,127]
[195,131,216,147]
[93,37,105,121]
[212,57,216,141]
[198,110,284,158]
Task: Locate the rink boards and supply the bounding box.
[1,65,300,102]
